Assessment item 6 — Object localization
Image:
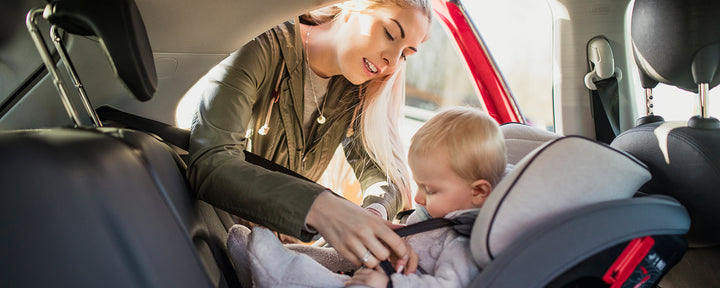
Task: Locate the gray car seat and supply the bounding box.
[466,126,689,287]
[610,0,720,286]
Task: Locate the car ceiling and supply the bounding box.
[136,0,344,54]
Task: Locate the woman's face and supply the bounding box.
[334,5,429,85]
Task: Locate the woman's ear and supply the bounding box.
[470,179,492,206]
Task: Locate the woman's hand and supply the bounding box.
[385,223,418,274]
[305,191,410,270]
[345,267,389,288]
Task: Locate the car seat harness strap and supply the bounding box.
[377,210,478,287]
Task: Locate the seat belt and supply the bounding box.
[591,77,621,144]
[96,105,313,182]
[585,36,621,144]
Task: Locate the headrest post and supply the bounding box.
[688,82,719,129]
[49,25,102,127]
[698,83,709,118]
[25,7,82,127]
[645,88,655,116]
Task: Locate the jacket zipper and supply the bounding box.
[301,153,307,172]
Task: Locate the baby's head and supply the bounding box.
[408,107,506,218]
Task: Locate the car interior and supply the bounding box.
[0,0,717,287]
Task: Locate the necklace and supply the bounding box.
[305,25,327,124]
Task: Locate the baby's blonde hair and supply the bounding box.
[409,107,507,187]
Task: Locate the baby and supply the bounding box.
[228,107,507,287]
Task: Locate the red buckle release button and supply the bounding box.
[602,236,655,288]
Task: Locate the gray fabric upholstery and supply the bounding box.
[471,195,689,287]
[472,136,651,267]
[501,123,561,164]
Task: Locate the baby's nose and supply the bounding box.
[414,192,425,206]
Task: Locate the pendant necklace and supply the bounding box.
[305,25,327,124]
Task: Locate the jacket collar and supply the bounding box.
[275,18,304,80]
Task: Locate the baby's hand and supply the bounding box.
[345,267,389,288]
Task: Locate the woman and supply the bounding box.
[186,0,431,269]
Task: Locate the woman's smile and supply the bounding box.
[363,57,379,76]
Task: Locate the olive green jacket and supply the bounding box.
[187,20,402,241]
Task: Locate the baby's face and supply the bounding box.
[409,149,479,218]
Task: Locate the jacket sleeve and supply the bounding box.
[186,31,325,241]
[389,236,479,288]
[342,134,403,220]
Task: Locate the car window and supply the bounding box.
[464,0,554,132]
[634,83,720,122]
[401,18,481,141]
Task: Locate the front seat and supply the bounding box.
[0,0,240,286]
[610,0,720,286]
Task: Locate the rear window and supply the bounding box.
[635,83,720,122]
[401,19,481,146]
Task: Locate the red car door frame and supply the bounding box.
[432,0,525,124]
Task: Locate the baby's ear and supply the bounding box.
[471,179,492,206]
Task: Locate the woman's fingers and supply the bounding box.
[361,228,391,262]
[404,250,419,274]
[341,216,393,268]
[354,246,378,268]
[305,191,409,268]
[375,221,410,268]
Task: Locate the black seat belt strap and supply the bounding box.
[393,218,457,237]
[592,77,621,144]
[96,105,313,182]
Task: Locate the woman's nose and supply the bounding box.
[381,49,402,71]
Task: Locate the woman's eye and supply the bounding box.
[384,28,395,41]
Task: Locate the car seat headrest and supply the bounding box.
[631,0,720,92]
[471,136,651,268]
[46,0,157,101]
[500,123,561,165]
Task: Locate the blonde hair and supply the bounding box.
[301,0,432,25]
[409,107,507,187]
[302,0,432,211]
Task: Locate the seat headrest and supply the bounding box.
[471,136,651,268]
[46,0,157,101]
[632,0,720,92]
[500,123,561,165]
